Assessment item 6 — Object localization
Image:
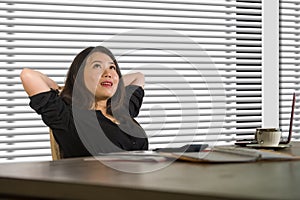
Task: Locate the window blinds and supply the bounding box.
[279,0,300,141]
[0,0,262,162]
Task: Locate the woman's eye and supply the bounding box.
[93,64,101,69]
[110,66,116,70]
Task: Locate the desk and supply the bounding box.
[0,143,300,200]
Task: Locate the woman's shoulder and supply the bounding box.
[29,88,69,114]
[125,85,144,97]
[124,85,144,118]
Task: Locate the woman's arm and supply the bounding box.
[122,72,145,88]
[20,68,59,96]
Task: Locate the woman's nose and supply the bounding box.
[102,68,112,78]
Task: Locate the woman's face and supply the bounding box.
[84,52,119,100]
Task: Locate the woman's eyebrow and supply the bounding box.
[91,60,114,65]
[91,60,103,64]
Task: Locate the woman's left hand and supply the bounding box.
[122,72,145,88]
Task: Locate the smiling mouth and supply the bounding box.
[100,81,113,87]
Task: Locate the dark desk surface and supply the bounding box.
[1,143,300,200]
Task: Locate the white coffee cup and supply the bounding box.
[255,128,282,146]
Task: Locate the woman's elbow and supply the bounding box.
[136,72,145,88]
[20,68,43,96]
[20,68,33,83]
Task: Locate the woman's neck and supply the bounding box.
[94,100,107,113]
[94,100,120,125]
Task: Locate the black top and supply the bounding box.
[29,85,148,158]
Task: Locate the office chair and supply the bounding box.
[48,85,64,160]
[49,129,62,160]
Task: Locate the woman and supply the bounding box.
[20,46,148,158]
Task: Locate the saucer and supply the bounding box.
[246,143,291,149]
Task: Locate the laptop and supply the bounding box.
[235,92,296,147]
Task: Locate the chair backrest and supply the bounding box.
[49,86,63,160]
[49,128,62,160]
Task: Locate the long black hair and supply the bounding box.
[60,46,125,116]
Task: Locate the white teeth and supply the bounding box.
[101,82,112,86]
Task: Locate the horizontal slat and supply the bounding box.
[0,2,262,15]
[2,28,257,38]
[0,37,262,47]
[139,118,260,125]
[0,76,256,83]
[0,49,263,58]
[0,95,261,103]
[0,153,51,159]
[0,138,49,143]
[0,132,48,137]
[279,49,300,53]
[0,146,49,151]
[149,137,246,145]
[280,30,300,35]
[280,8,300,15]
[280,12,300,18]
[0,24,262,35]
[0,129,258,138]
[0,116,261,130]
[280,57,300,60]
[0,119,262,130]
[0,98,262,107]
[281,0,300,3]
[149,136,257,143]
[0,44,263,52]
[0,83,260,90]
[0,20,260,30]
[148,128,258,136]
[0,72,262,78]
[0,0,262,9]
[0,103,262,114]
[280,43,300,47]
[149,134,299,145]
[0,118,261,129]
[0,111,262,122]
[0,15,262,28]
[0,15,261,24]
[280,23,300,28]
[0,60,262,65]
[280,86,300,90]
[140,110,262,117]
[0,92,261,101]
[0,134,256,144]
[0,65,261,71]
[0,78,262,85]
[280,18,300,23]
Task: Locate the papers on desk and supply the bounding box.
[84,147,300,163]
[167,147,300,163]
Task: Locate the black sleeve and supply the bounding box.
[125,85,145,118]
[29,89,71,130]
